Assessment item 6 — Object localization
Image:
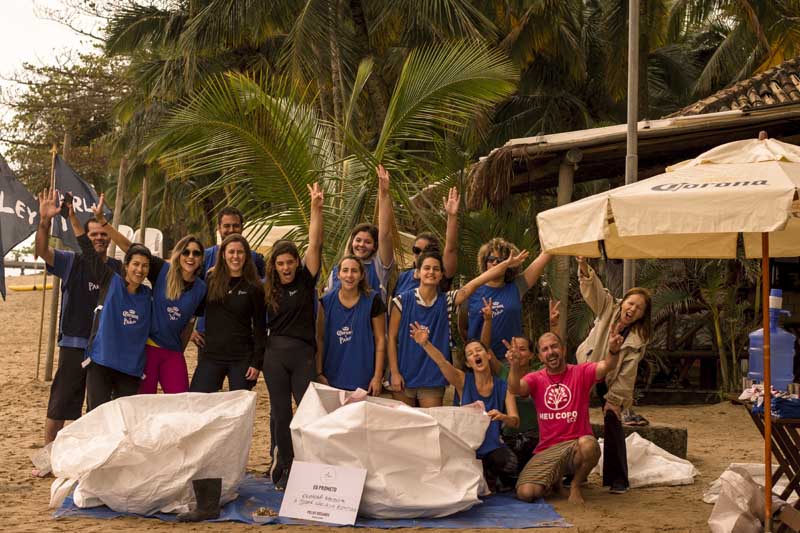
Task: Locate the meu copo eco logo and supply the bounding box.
[651,179,768,192]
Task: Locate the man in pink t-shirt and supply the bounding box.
[506,329,623,504]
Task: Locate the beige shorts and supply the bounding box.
[402,386,445,400]
[517,436,599,492]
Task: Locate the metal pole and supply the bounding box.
[622,0,640,293]
[762,233,773,531]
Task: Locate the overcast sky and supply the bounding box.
[1,0,99,150]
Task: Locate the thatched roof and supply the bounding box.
[467,57,800,209]
[668,57,800,117]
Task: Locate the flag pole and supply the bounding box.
[35,144,58,380]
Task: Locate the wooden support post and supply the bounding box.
[139,170,148,245]
[554,149,580,348]
[762,232,773,532]
[108,156,128,259]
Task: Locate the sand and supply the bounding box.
[0,274,765,532]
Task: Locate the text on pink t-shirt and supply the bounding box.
[522,363,600,454]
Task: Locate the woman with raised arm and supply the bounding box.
[410,322,519,492]
[189,234,265,393]
[393,187,460,295]
[459,239,552,361]
[388,249,529,408]
[263,183,324,491]
[575,256,652,495]
[316,255,386,394]
[39,189,153,410]
[92,195,206,394]
[325,165,395,302]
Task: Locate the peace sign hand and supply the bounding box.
[93,193,107,224]
[608,322,624,354]
[481,297,494,321]
[307,182,324,209]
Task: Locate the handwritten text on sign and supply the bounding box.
[278,461,367,525]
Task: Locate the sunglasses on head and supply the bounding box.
[412,246,423,255]
[181,249,203,257]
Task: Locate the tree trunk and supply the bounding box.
[108,156,128,258]
[348,0,389,134]
[638,0,650,119]
[328,0,344,156]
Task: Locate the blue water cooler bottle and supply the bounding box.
[748,289,796,391]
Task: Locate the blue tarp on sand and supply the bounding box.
[55,476,569,528]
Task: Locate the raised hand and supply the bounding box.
[377,164,390,196]
[93,193,107,223]
[481,297,494,321]
[502,249,530,270]
[409,321,430,346]
[443,186,460,217]
[38,188,61,221]
[502,338,521,368]
[307,182,324,209]
[549,299,561,329]
[608,322,624,354]
[576,255,589,276]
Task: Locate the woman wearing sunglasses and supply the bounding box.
[393,187,460,296]
[92,197,207,393]
[458,238,552,362]
[325,165,395,302]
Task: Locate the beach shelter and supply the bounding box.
[536,133,800,523]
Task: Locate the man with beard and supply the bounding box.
[506,329,623,504]
[35,193,122,456]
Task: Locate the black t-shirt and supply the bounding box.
[267,265,318,347]
[203,276,266,369]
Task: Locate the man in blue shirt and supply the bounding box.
[35,190,122,451]
[191,206,265,347]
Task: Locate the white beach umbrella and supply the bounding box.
[536,133,800,525]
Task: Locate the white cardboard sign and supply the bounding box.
[278,461,367,525]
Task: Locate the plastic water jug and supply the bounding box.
[748,289,796,391]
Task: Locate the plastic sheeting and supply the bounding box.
[707,465,787,533]
[290,383,490,518]
[49,391,257,515]
[594,432,698,488]
[704,463,798,505]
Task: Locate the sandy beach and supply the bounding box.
[0,273,765,532]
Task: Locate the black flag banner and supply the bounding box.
[0,154,39,300]
[52,155,112,251]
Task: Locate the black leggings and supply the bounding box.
[263,336,315,473]
[86,361,140,412]
[482,445,519,489]
[189,358,255,392]
[597,382,629,488]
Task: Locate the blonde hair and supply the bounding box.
[165,235,204,301]
[476,237,520,283]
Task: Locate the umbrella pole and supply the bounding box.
[762,232,772,531]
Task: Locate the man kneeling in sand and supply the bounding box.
[506,329,623,504]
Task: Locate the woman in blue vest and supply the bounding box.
[53,199,154,411]
[92,197,206,394]
[316,256,386,394]
[459,238,552,362]
[411,323,519,492]
[393,186,460,295]
[388,249,528,407]
[325,165,395,302]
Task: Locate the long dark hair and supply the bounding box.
[337,255,372,296]
[347,223,378,257]
[264,239,301,312]
[618,287,653,343]
[207,234,260,302]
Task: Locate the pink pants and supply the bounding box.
[138,344,190,394]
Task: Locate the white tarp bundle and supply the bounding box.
[704,463,797,505]
[707,465,788,533]
[595,432,698,488]
[290,383,490,518]
[49,391,257,515]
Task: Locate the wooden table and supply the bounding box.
[743,405,800,508]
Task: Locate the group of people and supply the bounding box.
[35,164,653,506]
